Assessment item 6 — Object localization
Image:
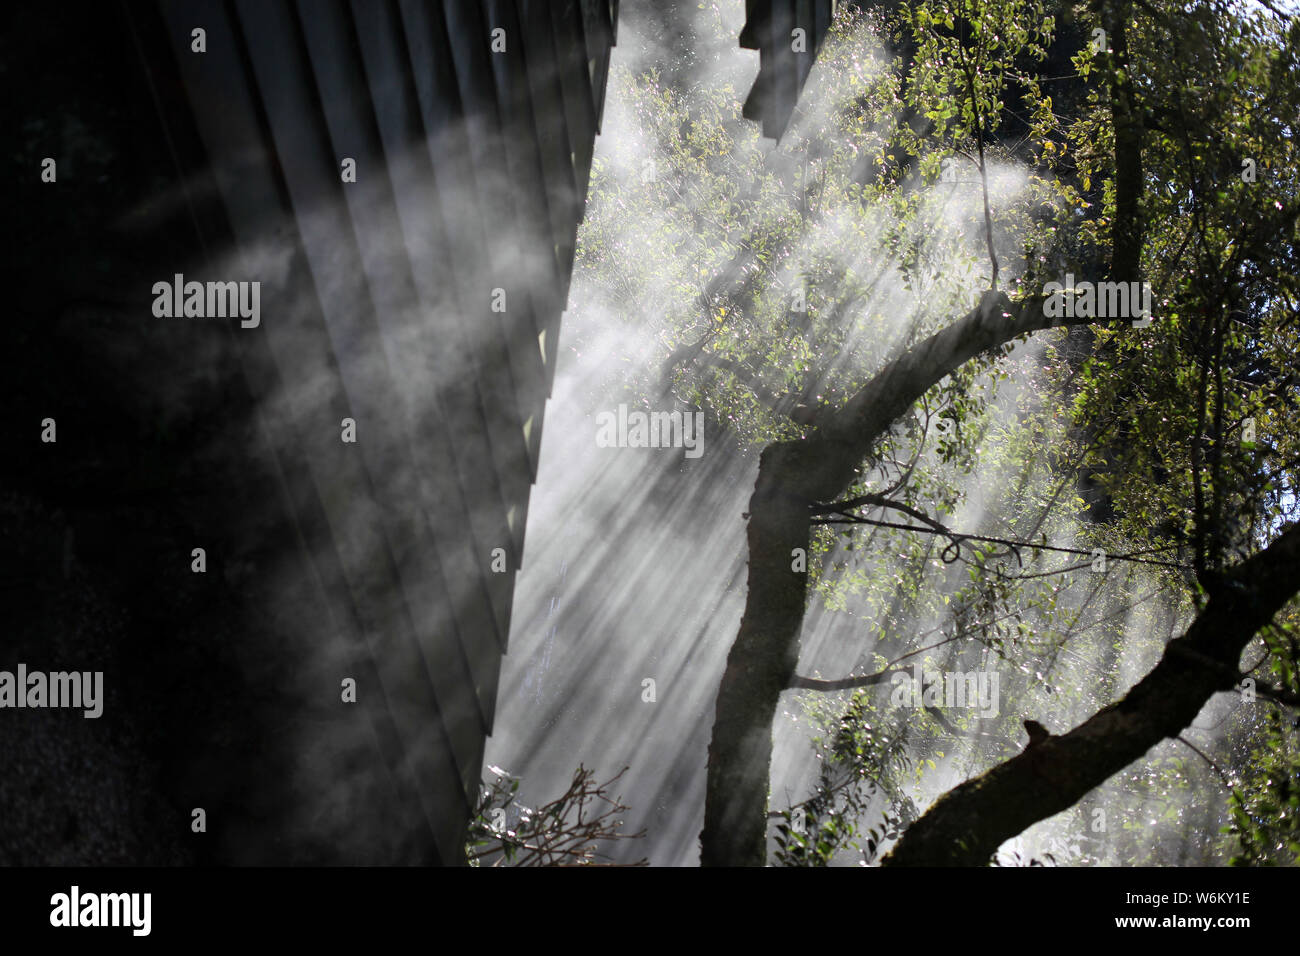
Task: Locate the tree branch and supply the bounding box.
[702,290,1129,865]
[881,521,1300,866]
[789,668,905,692]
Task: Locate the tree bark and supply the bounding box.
[700,442,816,866]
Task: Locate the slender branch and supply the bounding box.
[1175,735,1233,791]
[811,512,1192,571]
[962,61,999,289]
[809,492,948,532]
[790,668,906,692]
[882,521,1300,866]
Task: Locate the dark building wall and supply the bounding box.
[1,0,614,865]
[740,0,836,140]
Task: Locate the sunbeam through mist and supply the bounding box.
[481,0,1294,868]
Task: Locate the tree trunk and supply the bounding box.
[701,442,813,866]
